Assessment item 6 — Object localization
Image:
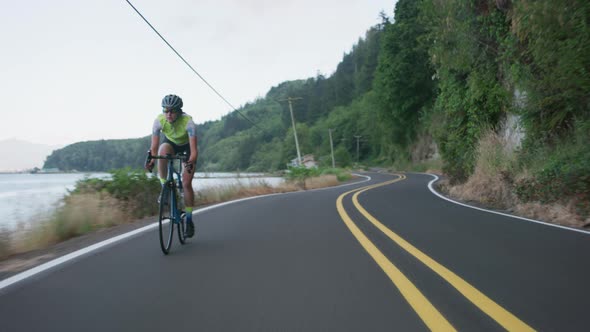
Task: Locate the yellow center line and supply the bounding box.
[351,174,535,332]
[336,175,457,332]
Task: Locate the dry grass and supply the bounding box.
[514,201,587,228]
[304,174,339,189]
[196,175,339,205]
[196,182,281,205]
[448,130,516,209]
[445,130,588,228]
[448,174,515,209]
[9,193,128,255]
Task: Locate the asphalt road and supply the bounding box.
[0,172,588,331]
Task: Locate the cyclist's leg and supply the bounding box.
[181,148,196,237]
[157,142,175,183]
[172,142,194,208]
[182,160,196,208]
[182,169,196,237]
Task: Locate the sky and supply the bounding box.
[1,0,395,147]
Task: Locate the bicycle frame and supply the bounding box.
[164,155,184,221]
[146,150,189,254]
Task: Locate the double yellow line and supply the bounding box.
[336,174,535,331]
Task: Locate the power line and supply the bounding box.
[124,0,261,130]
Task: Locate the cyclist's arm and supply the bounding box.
[188,136,198,164]
[186,117,198,164]
[150,118,162,156]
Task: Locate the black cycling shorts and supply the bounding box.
[161,136,191,161]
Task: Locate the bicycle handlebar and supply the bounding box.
[145,150,188,172]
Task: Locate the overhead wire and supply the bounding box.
[124,0,262,131]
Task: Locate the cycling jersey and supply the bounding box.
[152,113,197,145]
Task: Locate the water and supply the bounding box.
[195,172,284,190]
[0,172,284,230]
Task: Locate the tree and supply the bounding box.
[373,0,436,161]
[334,146,352,168]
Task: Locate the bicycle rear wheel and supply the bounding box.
[158,184,175,254]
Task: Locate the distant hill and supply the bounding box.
[43,136,151,172]
[0,139,62,172]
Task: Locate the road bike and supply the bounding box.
[145,151,189,254]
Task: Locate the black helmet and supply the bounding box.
[162,94,183,110]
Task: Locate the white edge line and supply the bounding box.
[0,223,157,291]
[426,173,590,236]
[0,173,372,291]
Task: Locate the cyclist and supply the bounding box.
[146,94,198,237]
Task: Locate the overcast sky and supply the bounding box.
[1,0,395,146]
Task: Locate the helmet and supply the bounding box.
[161,94,183,110]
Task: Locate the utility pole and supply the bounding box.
[280,97,303,166]
[329,129,335,168]
[354,135,362,164]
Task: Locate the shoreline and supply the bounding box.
[0,173,356,279]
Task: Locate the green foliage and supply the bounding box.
[515,120,590,216]
[285,166,320,189]
[71,168,161,218]
[285,166,351,188]
[334,146,353,168]
[248,138,283,171]
[433,65,508,181]
[422,0,511,182]
[309,92,382,167]
[374,0,436,157]
[319,168,352,182]
[44,136,152,171]
[511,0,590,142]
[285,166,321,181]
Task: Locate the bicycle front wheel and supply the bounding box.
[178,212,187,245]
[158,185,175,254]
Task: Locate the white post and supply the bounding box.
[329,128,335,168]
[287,97,302,166]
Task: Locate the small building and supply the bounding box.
[289,154,318,168]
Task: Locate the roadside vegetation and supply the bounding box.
[435,126,590,228]
[284,166,352,189]
[0,167,353,260]
[380,0,589,228]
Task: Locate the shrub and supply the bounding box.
[285,166,319,189]
[71,168,161,218]
[319,168,352,182]
[31,168,161,246]
[515,120,590,217]
[285,166,352,188]
[449,130,517,209]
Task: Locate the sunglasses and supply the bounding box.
[163,108,180,114]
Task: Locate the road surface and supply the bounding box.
[0,172,588,331]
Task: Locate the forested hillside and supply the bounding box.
[44,137,151,172]
[45,0,589,219]
[45,24,384,172]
